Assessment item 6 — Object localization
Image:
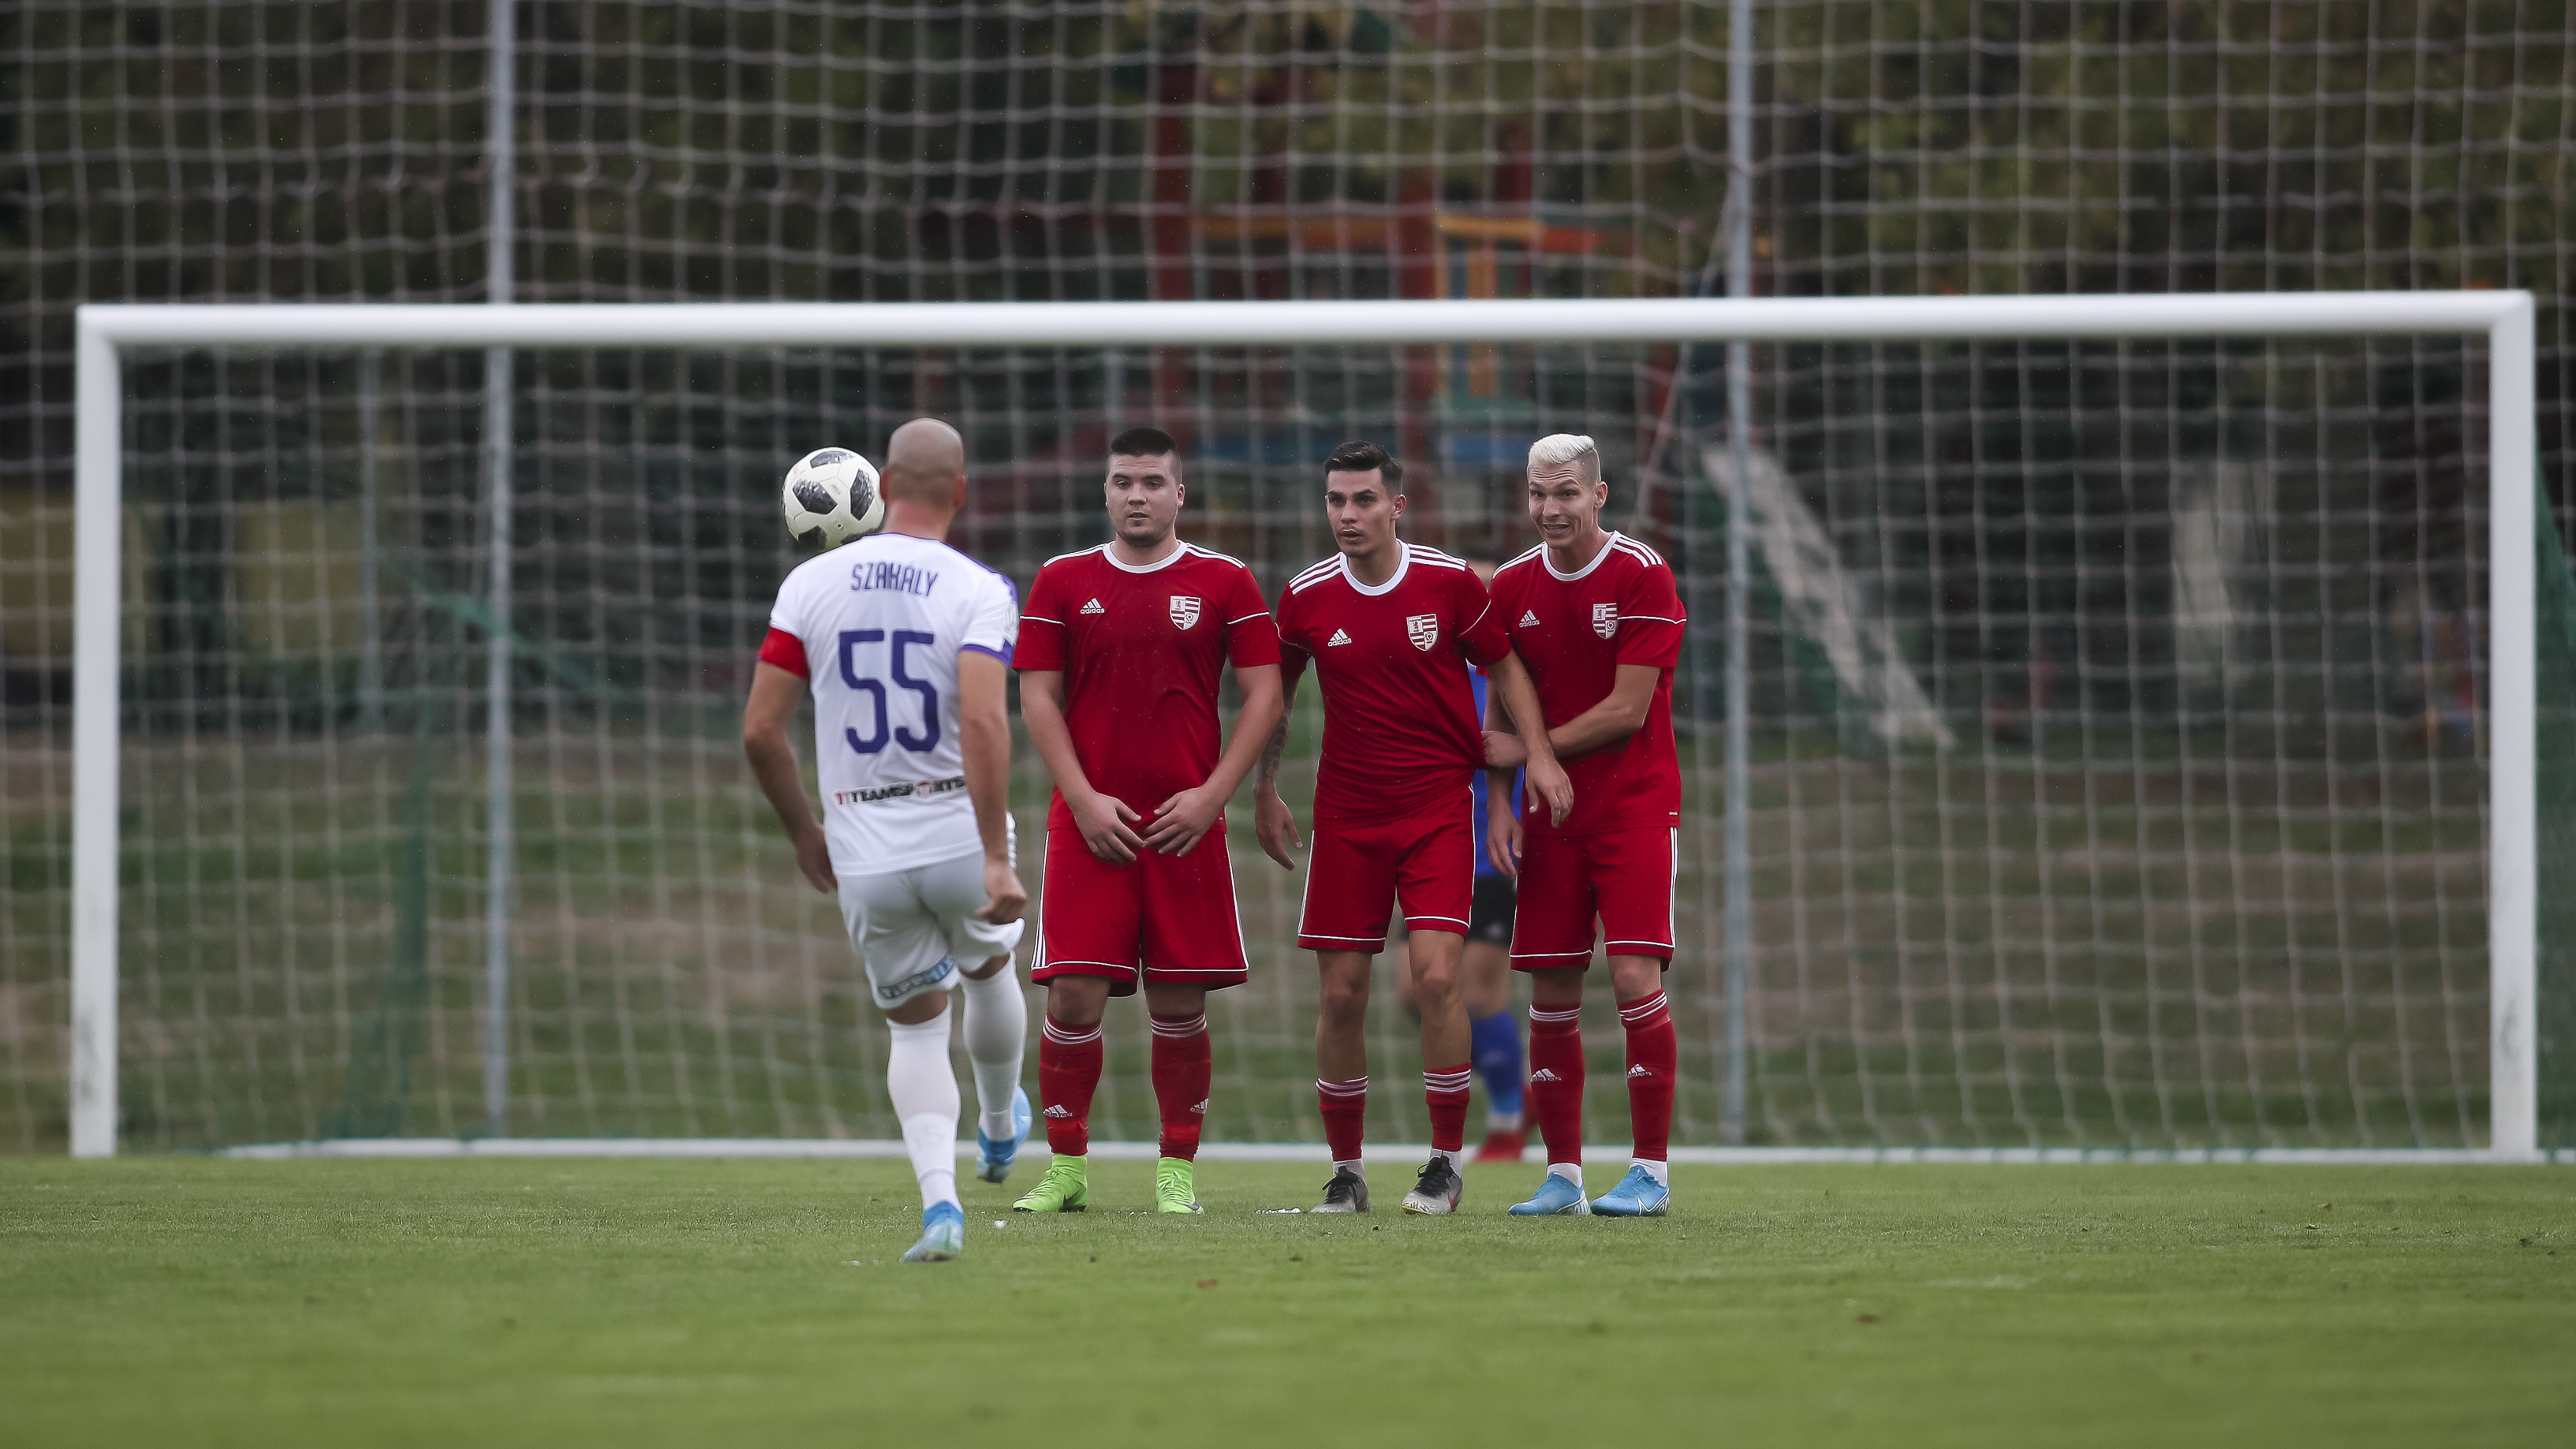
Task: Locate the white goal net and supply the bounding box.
[56,293,2544,1158]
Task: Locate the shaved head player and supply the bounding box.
[743,418,1030,1263]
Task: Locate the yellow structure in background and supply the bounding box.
[0,494,373,668]
[0,491,154,659]
[228,502,372,664]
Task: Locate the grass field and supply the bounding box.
[3,1157,2569,1447]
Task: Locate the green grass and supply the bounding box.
[3,1160,2570,1447]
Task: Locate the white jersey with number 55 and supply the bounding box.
[763,532,1018,876]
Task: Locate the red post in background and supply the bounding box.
[1150,54,1199,445]
[1396,166,1439,480]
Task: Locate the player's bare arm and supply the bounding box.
[956,648,1027,924]
[1143,659,1284,857]
[1538,661,1662,760]
[1253,683,1304,868]
[1485,650,1574,827]
[1019,667,1147,865]
[742,661,835,894]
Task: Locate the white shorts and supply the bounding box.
[837,852,1026,1011]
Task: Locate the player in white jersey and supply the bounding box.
[743,418,1031,1264]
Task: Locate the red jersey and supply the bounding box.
[1276,543,1510,827]
[1016,541,1282,833]
[1488,531,1686,836]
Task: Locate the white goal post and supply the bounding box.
[69,291,2542,1160]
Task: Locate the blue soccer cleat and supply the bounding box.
[976,1085,1032,1184]
[901,1201,965,1262]
[1506,1172,1592,1216]
[1589,1165,1671,1218]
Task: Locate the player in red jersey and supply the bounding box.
[1482,434,1686,1217]
[1255,439,1570,1216]
[1010,427,1286,1216]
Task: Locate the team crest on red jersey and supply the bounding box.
[1406,613,1440,651]
[1592,602,1619,638]
[1170,595,1202,629]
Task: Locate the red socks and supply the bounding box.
[1150,1012,1212,1160]
[1527,1003,1585,1166]
[1619,990,1677,1163]
[1048,997,1667,1167]
[1424,1062,1472,1154]
[1317,1076,1368,1162]
[1038,1015,1103,1156]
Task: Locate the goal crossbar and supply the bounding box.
[69,291,2542,1159]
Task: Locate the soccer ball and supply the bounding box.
[780,446,884,550]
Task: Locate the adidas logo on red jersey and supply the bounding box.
[1042,1104,1073,1118]
[1627,1064,1653,1079]
[1327,628,1353,646]
[1519,609,1540,627]
[1190,1099,1209,1115]
[1529,1067,1563,1083]
[1081,598,1105,614]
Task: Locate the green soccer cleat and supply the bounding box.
[1010,1154,1089,1213]
[1155,1157,1204,1214]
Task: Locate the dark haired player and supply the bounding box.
[1010,427,1285,1216]
[1484,434,1687,1217]
[1392,555,1529,1161]
[1256,440,1570,1215]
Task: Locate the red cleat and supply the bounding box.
[1473,1129,1528,1163]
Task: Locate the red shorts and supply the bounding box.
[1297,799,1475,953]
[1509,826,1677,969]
[1032,827,1250,996]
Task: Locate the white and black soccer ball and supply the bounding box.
[780,446,884,550]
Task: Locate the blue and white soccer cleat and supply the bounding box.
[976,1085,1032,1184]
[1589,1166,1671,1218]
[1505,1172,1592,1216]
[901,1201,965,1262]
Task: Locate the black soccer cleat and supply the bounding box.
[1399,1155,1464,1216]
[1312,1165,1371,1213]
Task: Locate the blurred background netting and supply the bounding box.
[2,2,2570,1152]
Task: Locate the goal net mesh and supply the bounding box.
[4,2,2572,1152]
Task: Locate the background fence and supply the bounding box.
[4,2,2573,1152]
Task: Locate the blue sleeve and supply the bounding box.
[1469,672,1497,875]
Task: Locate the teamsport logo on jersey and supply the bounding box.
[1519,610,1540,628]
[1042,1104,1073,1119]
[1529,1067,1564,1083]
[1406,613,1439,651]
[1081,598,1105,614]
[1592,602,1620,638]
[1190,1099,1209,1115]
[1170,595,1202,629]
[1627,1063,1653,1078]
[1327,628,1353,647]
[875,955,958,1002]
[835,776,968,805]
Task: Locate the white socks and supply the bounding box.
[1549,1160,1583,1186]
[1633,1158,1670,1186]
[958,962,1029,1143]
[886,1007,961,1212]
